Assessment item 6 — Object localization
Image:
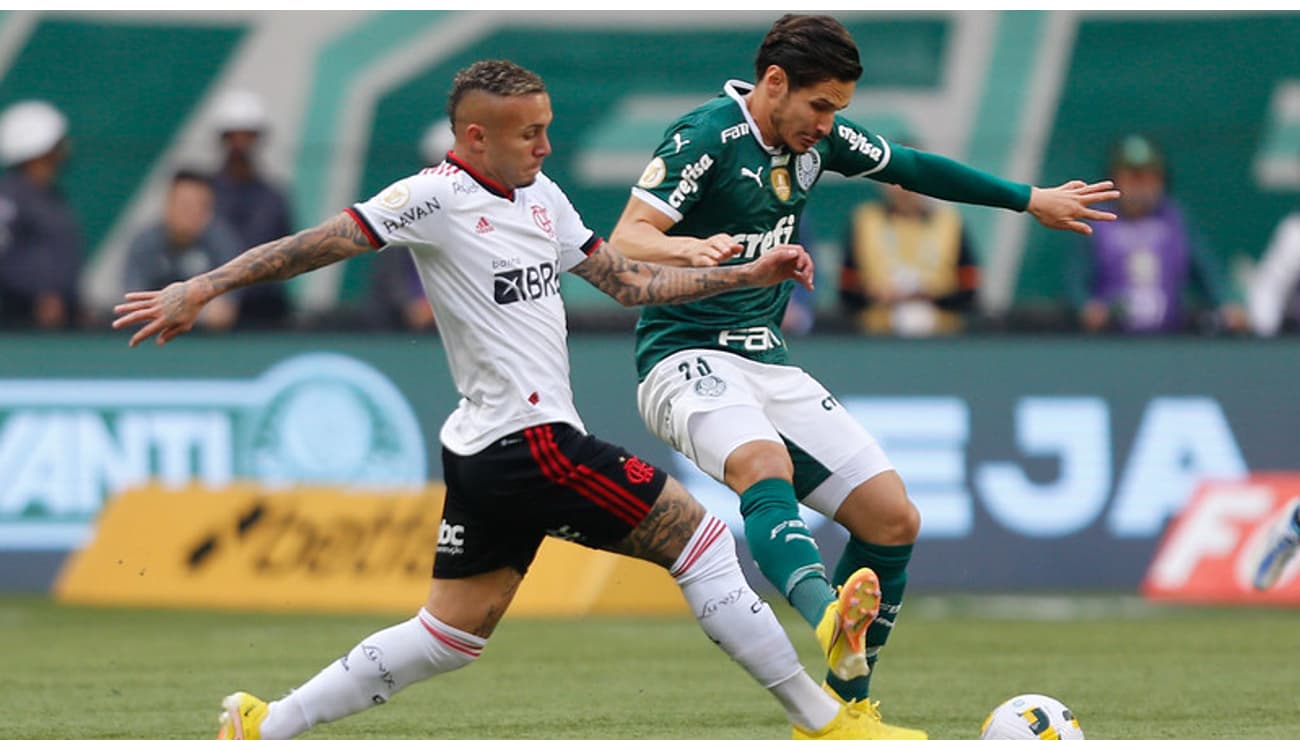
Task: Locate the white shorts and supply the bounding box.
[636,349,893,518]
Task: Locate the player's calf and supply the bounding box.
[236,608,485,739]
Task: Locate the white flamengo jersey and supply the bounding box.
[347,152,602,455]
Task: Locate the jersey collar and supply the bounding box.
[446,151,515,201]
[723,79,784,157]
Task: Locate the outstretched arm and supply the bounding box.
[113,212,374,346]
[878,146,1120,235]
[571,240,813,307]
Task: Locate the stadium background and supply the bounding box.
[1,10,1298,609]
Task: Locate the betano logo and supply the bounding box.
[0,354,426,549]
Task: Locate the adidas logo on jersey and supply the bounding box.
[474,216,494,234]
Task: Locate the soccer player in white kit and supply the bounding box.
[113,60,889,740]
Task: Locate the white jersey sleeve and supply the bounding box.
[536,175,602,272]
[346,174,448,250]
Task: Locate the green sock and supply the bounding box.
[739,477,834,627]
[825,538,913,701]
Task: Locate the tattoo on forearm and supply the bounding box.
[200,213,373,297]
[607,482,705,569]
[573,244,746,306]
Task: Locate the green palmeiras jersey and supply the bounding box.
[630,80,898,379]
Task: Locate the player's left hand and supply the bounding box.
[112,280,209,347]
[744,243,815,290]
[1028,180,1120,235]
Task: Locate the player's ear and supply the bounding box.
[464,122,488,153]
[760,65,787,97]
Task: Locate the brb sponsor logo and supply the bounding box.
[494,261,560,305]
[0,354,426,549]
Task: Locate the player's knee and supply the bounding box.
[878,498,921,544]
[901,497,922,542]
[723,440,793,491]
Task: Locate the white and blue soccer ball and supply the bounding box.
[980,693,1084,740]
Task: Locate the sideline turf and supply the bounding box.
[3,595,1298,739]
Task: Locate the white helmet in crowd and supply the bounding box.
[420,117,454,165]
[0,100,67,167]
[212,89,269,134]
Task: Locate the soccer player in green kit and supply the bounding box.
[611,15,1119,739]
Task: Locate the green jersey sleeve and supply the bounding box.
[631,117,721,224]
[824,115,1031,212]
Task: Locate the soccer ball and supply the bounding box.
[980,694,1084,740]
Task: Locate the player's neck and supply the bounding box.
[741,91,781,151]
[448,148,514,193]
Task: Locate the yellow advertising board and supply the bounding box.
[54,484,687,616]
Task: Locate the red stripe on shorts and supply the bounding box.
[540,425,650,523]
[524,427,644,527]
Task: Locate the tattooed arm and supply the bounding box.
[113,213,374,346]
[572,240,814,307]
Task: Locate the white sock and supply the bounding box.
[672,515,840,731]
[259,608,485,739]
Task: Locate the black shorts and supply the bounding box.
[433,422,669,579]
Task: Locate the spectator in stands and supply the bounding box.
[354,118,451,332]
[837,146,979,336]
[1068,134,1247,334]
[123,169,242,332]
[210,89,292,327]
[1247,208,1300,336]
[0,100,85,329]
[363,246,435,331]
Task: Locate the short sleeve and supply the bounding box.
[629,118,720,224]
[823,115,892,178]
[348,174,447,250]
[544,177,603,272]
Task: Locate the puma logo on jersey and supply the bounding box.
[740,166,764,187]
[672,133,691,154]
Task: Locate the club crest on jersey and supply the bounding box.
[531,204,556,238]
[379,181,411,210]
[637,157,667,189]
[795,150,821,191]
[770,167,792,201]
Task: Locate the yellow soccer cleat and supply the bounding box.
[216,691,268,740]
[793,697,929,740]
[815,567,881,681]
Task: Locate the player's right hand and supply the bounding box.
[112,280,208,347]
[685,233,743,266]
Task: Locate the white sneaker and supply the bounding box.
[1253,497,1300,591]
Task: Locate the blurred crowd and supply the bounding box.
[1,96,1297,338]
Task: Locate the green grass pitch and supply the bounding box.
[4,594,1299,739]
